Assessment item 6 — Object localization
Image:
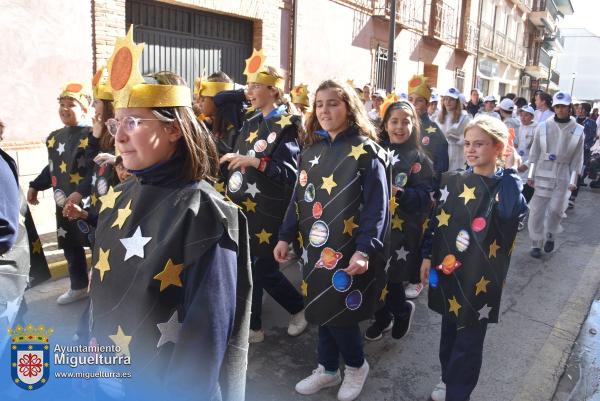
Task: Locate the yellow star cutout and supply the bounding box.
[379,285,389,302]
[422,218,430,234]
[475,276,491,295]
[99,186,122,213]
[348,143,368,160]
[389,196,398,215]
[91,193,98,207]
[448,296,461,317]
[321,174,337,195]
[425,125,437,134]
[488,240,500,258]
[255,229,272,245]
[392,215,404,231]
[242,197,257,213]
[276,114,294,128]
[343,216,359,236]
[78,137,89,149]
[245,129,258,143]
[459,184,477,205]
[47,136,56,148]
[95,248,111,282]
[437,209,451,227]
[153,258,184,291]
[301,280,308,297]
[69,172,82,185]
[31,239,42,254]
[109,325,132,357]
[214,181,225,193]
[111,200,132,229]
[59,161,67,173]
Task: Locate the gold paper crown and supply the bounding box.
[92,66,114,101]
[291,84,310,106]
[408,75,431,101]
[244,49,284,90]
[59,82,91,110]
[8,324,54,344]
[107,26,192,109]
[194,76,234,97]
[380,93,402,118]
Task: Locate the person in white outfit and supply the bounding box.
[436,88,472,171]
[525,92,584,258]
[476,95,501,119]
[428,89,440,122]
[533,91,555,123]
[498,98,520,131]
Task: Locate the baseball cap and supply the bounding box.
[443,87,460,99]
[553,91,572,106]
[483,95,497,103]
[520,105,535,115]
[499,98,514,112]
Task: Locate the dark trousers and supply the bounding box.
[439,318,488,401]
[374,282,411,325]
[522,183,534,204]
[250,256,304,330]
[318,324,364,371]
[63,246,88,290]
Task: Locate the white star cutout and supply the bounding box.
[119,226,152,261]
[245,182,261,198]
[57,142,66,155]
[389,151,400,165]
[0,297,21,321]
[156,310,182,348]
[395,246,409,261]
[301,249,308,266]
[439,185,449,203]
[478,304,493,320]
[309,155,320,167]
[57,227,67,238]
[91,174,97,186]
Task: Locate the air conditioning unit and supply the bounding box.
[521,75,531,87]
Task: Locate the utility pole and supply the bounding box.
[386,0,396,93]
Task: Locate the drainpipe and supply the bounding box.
[385,0,397,92]
[290,0,298,88]
[91,0,97,75]
[472,0,483,89]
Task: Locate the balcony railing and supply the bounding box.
[494,32,506,57]
[432,0,457,45]
[551,70,560,85]
[463,20,479,53]
[373,0,426,32]
[505,38,516,60]
[539,47,552,69]
[480,22,493,51]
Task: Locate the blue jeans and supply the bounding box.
[317,324,364,371]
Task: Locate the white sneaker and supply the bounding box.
[337,360,369,401]
[295,364,341,395]
[248,329,264,343]
[57,288,88,305]
[405,283,424,299]
[430,380,446,401]
[288,309,308,336]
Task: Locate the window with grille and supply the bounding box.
[374,45,397,91]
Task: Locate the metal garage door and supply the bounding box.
[126,0,253,88]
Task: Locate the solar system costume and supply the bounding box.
[421,168,526,400]
[86,27,251,401]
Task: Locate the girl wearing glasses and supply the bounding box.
[86,29,251,401]
[220,52,306,344]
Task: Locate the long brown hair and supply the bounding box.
[380,101,423,152]
[304,79,378,147]
[439,96,462,124]
[98,99,115,152]
[150,71,219,182]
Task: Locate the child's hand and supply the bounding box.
[65,192,82,206]
[568,184,577,191]
[63,202,87,220]
[94,153,116,166]
[527,179,534,187]
[27,188,39,205]
[420,258,431,285]
[517,164,528,173]
[344,252,369,276]
[273,241,290,263]
[219,153,260,170]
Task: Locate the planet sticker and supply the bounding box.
[394,173,408,188]
[98,165,106,176]
[96,177,108,196]
[345,290,363,310]
[77,220,90,234]
[422,136,430,146]
[518,150,525,156]
[267,132,277,144]
[309,220,329,247]
[299,170,308,187]
[549,154,556,161]
[411,162,422,173]
[228,171,243,193]
[315,247,343,270]
[247,150,256,157]
[332,270,352,292]
[471,217,487,232]
[455,229,470,252]
[312,202,323,219]
[254,139,267,153]
[51,176,58,188]
[439,254,462,275]
[304,183,316,202]
[54,189,66,207]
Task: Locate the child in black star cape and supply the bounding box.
[28,82,92,305]
[364,99,434,341]
[420,115,526,401]
[220,50,305,343]
[275,79,389,401]
[87,29,251,401]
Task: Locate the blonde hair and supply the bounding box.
[439,96,462,123]
[464,115,508,166]
[304,79,378,147]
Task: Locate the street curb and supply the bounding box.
[511,245,600,401]
[48,256,92,279]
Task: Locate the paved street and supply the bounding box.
[19,187,600,401]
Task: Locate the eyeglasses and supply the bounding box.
[105,116,163,136]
